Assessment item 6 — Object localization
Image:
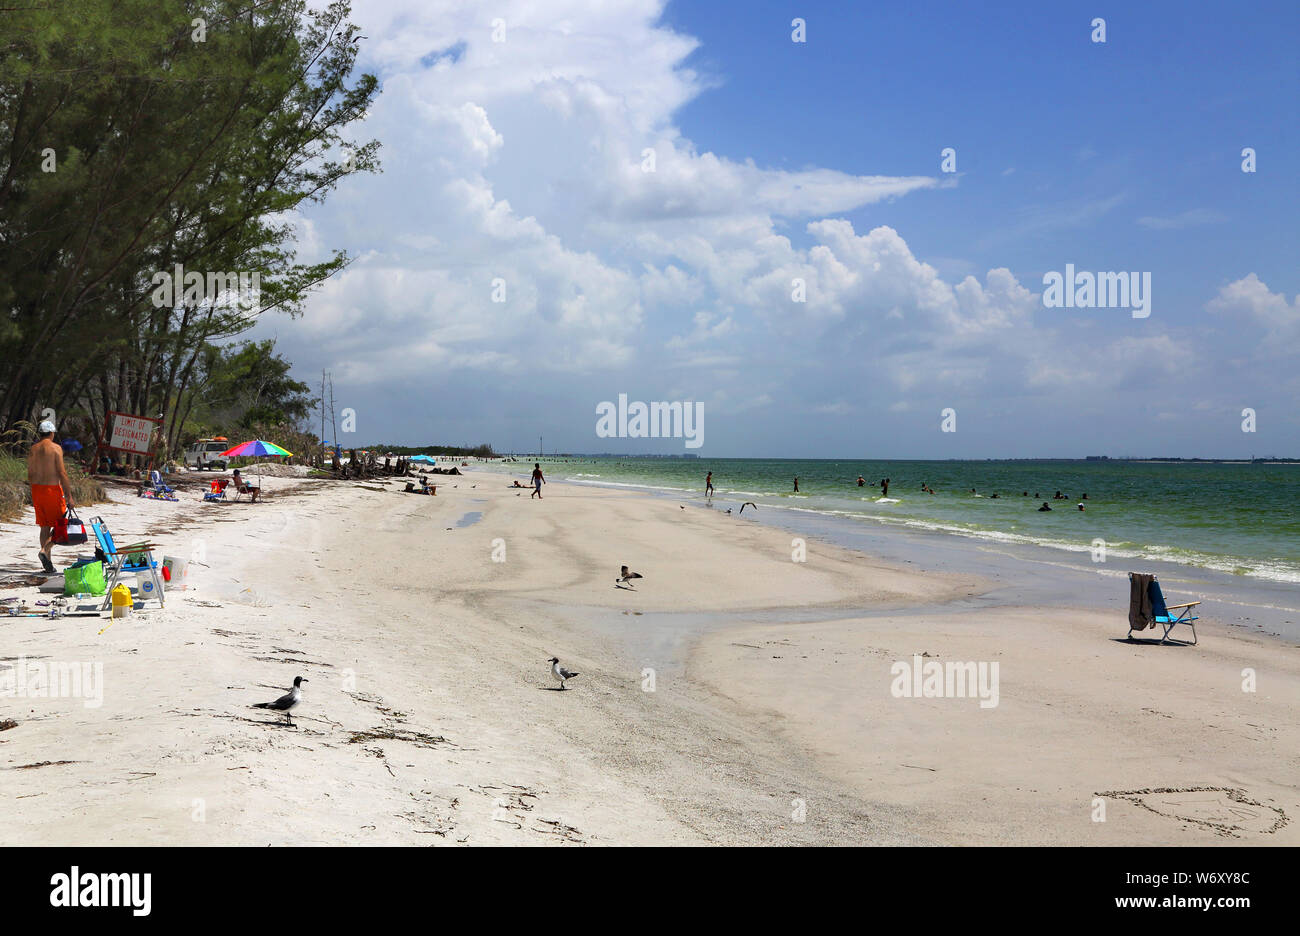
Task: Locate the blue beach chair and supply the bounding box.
[1127,573,1199,645]
[88,516,165,610]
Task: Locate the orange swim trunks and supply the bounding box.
[31,483,67,528]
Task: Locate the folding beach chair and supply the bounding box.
[1127,573,1199,645]
[203,479,230,502]
[141,470,178,501]
[88,516,165,610]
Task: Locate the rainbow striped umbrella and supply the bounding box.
[218,440,293,492]
[219,439,293,458]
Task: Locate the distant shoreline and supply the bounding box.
[489,455,1300,465]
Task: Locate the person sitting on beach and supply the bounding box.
[1038,502,1052,511]
[232,469,260,502]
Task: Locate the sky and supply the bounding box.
[248,0,1299,458]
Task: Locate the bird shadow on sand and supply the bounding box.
[538,686,571,692]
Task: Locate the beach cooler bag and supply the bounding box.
[63,558,106,596]
[53,507,88,546]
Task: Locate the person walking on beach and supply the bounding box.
[27,420,74,573]
[531,463,546,499]
[706,471,714,496]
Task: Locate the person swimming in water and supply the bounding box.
[1038,502,1052,511]
[857,476,865,487]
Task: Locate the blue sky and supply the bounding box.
[251,0,1299,458]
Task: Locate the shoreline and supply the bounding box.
[1,469,1295,845]
[479,461,1300,645]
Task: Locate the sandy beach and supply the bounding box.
[1,471,1296,845]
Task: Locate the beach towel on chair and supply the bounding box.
[1128,573,1154,630]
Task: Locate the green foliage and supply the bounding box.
[0,0,379,456]
[181,339,315,440]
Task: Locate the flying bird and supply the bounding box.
[252,676,308,725]
[548,657,579,690]
[617,565,644,588]
[739,502,758,514]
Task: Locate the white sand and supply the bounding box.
[0,474,1294,845]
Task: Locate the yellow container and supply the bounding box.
[110,583,134,619]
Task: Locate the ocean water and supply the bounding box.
[497,457,1300,585]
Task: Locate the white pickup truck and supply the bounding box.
[184,439,231,471]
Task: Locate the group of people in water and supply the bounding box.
[703,471,1092,511]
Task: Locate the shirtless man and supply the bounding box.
[27,420,74,573]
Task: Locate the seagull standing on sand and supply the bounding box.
[617,565,644,587]
[548,657,579,690]
[253,676,308,725]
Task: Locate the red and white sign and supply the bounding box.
[106,412,159,455]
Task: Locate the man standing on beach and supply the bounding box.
[705,471,714,496]
[531,463,546,499]
[27,420,74,573]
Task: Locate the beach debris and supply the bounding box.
[532,817,584,842]
[548,656,579,690]
[616,565,643,588]
[252,675,307,726]
[11,760,81,770]
[346,726,451,749]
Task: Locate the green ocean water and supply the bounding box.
[503,457,1300,584]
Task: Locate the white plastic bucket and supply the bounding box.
[136,572,159,600]
[162,555,188,590]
